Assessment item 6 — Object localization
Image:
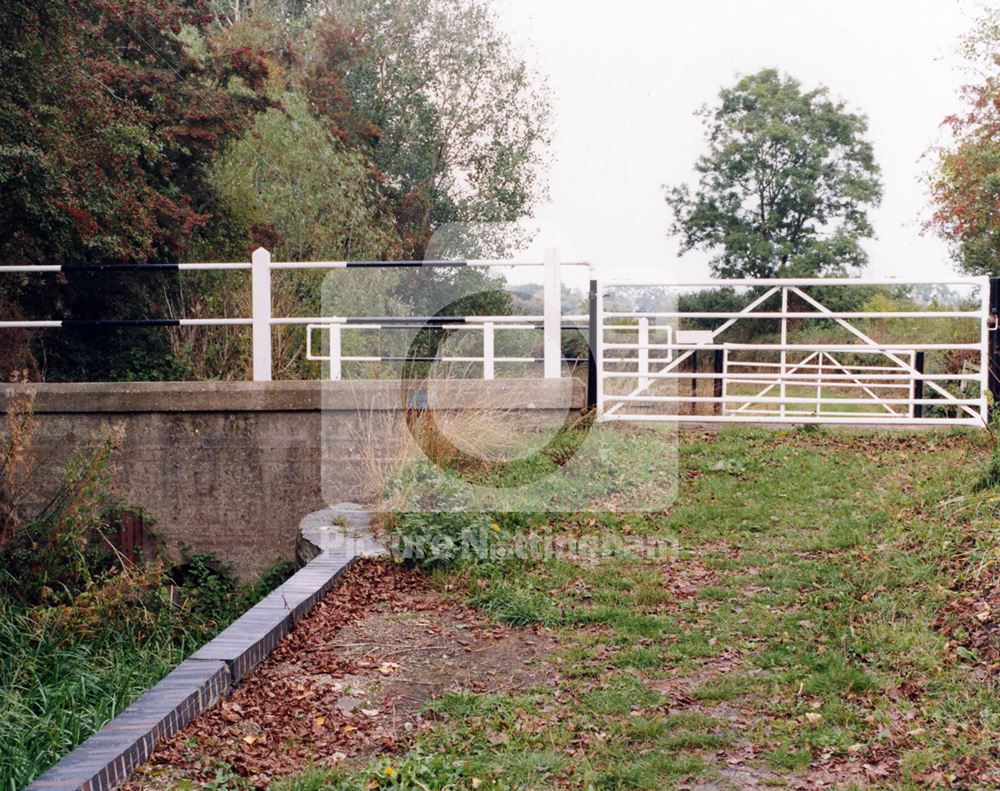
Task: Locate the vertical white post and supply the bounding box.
[816,352,824,416]
[980,276,991,424]
[638,317,649,390]
[721,348,729,416]
[779,287,788,417]
[543,248,561,379]
[595,284,604,417]
[329,324,342,381]
[908,351,916,420]
[251,247,272,382]
[483,321,495,380]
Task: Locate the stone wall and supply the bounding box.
[4,380,583,577]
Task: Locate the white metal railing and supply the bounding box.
[1,248,592,384]
[251,248,591,382]
[2,255,996,428]
[304,315,589,381]
[597,277,991,427]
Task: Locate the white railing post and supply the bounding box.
[816,352,824,416]
[483,321,495,380]
[595,283,604,417]
[908,351,916,420]
[980,276,991,424]
[638,317,650,390]
[779,287,788,417]
[543,248,561,379]
[251,247,272,382]
[721,348,729,416]
[329,324,342,381]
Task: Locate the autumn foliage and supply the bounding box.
[0,1,271,267]
[0,0,551,380]
[929,62,1000,276]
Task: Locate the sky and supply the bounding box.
[491,0,988,288]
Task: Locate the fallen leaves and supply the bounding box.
[123,559,554,790]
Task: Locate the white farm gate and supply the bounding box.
[594,277,992,427]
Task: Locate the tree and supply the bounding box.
[314,0,552,259]
[928,11,1000,276]
[0,0,271,380]
[666,69,882,279]
[174,94,399,378]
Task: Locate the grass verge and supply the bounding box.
[273,426,999,790]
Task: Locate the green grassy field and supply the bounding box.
[275,426,999,790]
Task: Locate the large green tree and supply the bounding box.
[666,69,882,279]
[315,0,552,259]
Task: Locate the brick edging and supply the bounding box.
[25,549,360,791]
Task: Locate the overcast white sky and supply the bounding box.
[492,0,989,285]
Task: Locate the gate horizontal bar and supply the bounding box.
[599,414,984,426]
[603,311,978,319]
[601,371,980,381]
[603,394,982,406]
[603,342,980,351]
[603,276,988,287]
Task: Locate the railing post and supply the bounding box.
[690,351,698,415]
[483,321,495,381]
[329,324,342,381]
[779,286,788,418]
[713,347,724,415]
[543,248,561,379]
[251,247,272,382]
[816,352,824,416]
[587,278,598,412]
[989,278,1000,415]
[638,317,650,390]
[721,348,729,416]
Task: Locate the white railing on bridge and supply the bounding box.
[1,248,592,385]
[303,315,589,381]
[2,256,998,427]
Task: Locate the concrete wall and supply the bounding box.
[4,380,583,577]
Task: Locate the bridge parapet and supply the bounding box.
[4,379,583,577]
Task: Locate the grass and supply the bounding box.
[142,425,1000,790]
[0,558,292,791]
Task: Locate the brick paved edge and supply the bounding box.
[25,545,360,791]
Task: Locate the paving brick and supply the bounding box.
[26,660,228,791]
[25,548,359,791]
[190,554,355,682]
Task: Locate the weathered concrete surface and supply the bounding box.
[4,380,583,577]
[296,503,386,566]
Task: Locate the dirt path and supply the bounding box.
[125,560,556,790]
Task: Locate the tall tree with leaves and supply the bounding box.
[928,10,1000,276]
[313,0,552,260]
[666,69,882,279]
[0,0,271,380]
